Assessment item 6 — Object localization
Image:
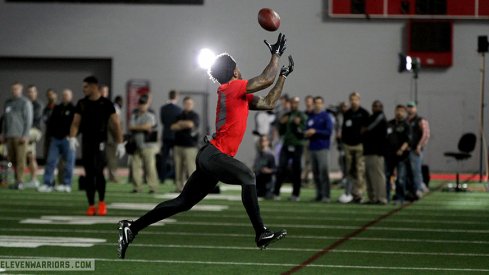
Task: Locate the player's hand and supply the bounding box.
[68,137,79,151]
[264,33,287,57]
[116,142,126,159]
[280,55,294,77]
[305,128,316,138]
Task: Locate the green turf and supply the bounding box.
[0,178,489,274]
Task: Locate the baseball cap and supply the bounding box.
[406,101,416,107]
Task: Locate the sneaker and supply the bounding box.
[421,182,430,193]
[288,196,300,202]
[256,227,287,249]
[54,185,66,192]
[118,220,135,259]
[64,186,72,193]
[86,205,96,216]
[351,196,363,204]
[97,201,107,216]
[24,179,40,189]
[37,185,53,193]
[338,193,353,203]
[273,195,282,201]
[321,197,331,203]
[9,182,24,190]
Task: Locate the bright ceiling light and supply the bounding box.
[197,48,216,70]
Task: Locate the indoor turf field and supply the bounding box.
[1,180,489,274]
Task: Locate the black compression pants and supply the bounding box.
[130,143,265,235]
[82,142,107,205]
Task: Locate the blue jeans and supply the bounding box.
[43,137,75,187]
[385,157,407,202]
[408,151,423,193]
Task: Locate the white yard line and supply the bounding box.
[3,216,488,234]
[3,214,489,226]
[1,200,489,220]
[3,228,489,245]
[93,242,489,257]
[0,255,488,272]
[3,210,489,226]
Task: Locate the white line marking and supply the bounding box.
[108,203,228,212]
[94,242,489,257]
[18,216,175,226]
[0,255,488,272]
[155,193,243,201]
[3,211,489,226]
[2,200,489,219]
[0,235,105,248]
[4,228,489,245]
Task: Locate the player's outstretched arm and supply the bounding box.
[249,55,294,110]
[246,33,287,94]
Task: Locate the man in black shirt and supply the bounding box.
[69,76,125,216]
[38,89,76,193]
[385,105,410,204]
[362,100,387,204]
[158,90,182,183]
[171,96,199,192]
[338,92,369,203]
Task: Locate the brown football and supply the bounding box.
[258,8,281,32]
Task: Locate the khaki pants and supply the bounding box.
[174,146,197,192]
[344,144,366,199]
[6,138,27,183]
[365,155,387,203]
[131,147,158,192]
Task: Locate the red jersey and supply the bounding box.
[210,79,254,157]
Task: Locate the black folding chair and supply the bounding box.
[444,133,477,192]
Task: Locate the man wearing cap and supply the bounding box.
[129,94,158,194]
[406,101,430,199]
[274,96,307,201]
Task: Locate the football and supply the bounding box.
[258,8,281,32]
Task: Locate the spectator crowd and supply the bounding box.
[0,79,430,214]
[253,91,430,205]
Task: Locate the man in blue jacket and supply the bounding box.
[304,96,333,202]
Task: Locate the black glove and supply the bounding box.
[264,33,287,56]
[280,55,294,77]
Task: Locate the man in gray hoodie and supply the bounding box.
[0,82,33,189]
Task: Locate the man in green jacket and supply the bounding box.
[273,96,307,201]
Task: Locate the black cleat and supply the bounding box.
[256,227,287,249]
[118,220,135,259]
